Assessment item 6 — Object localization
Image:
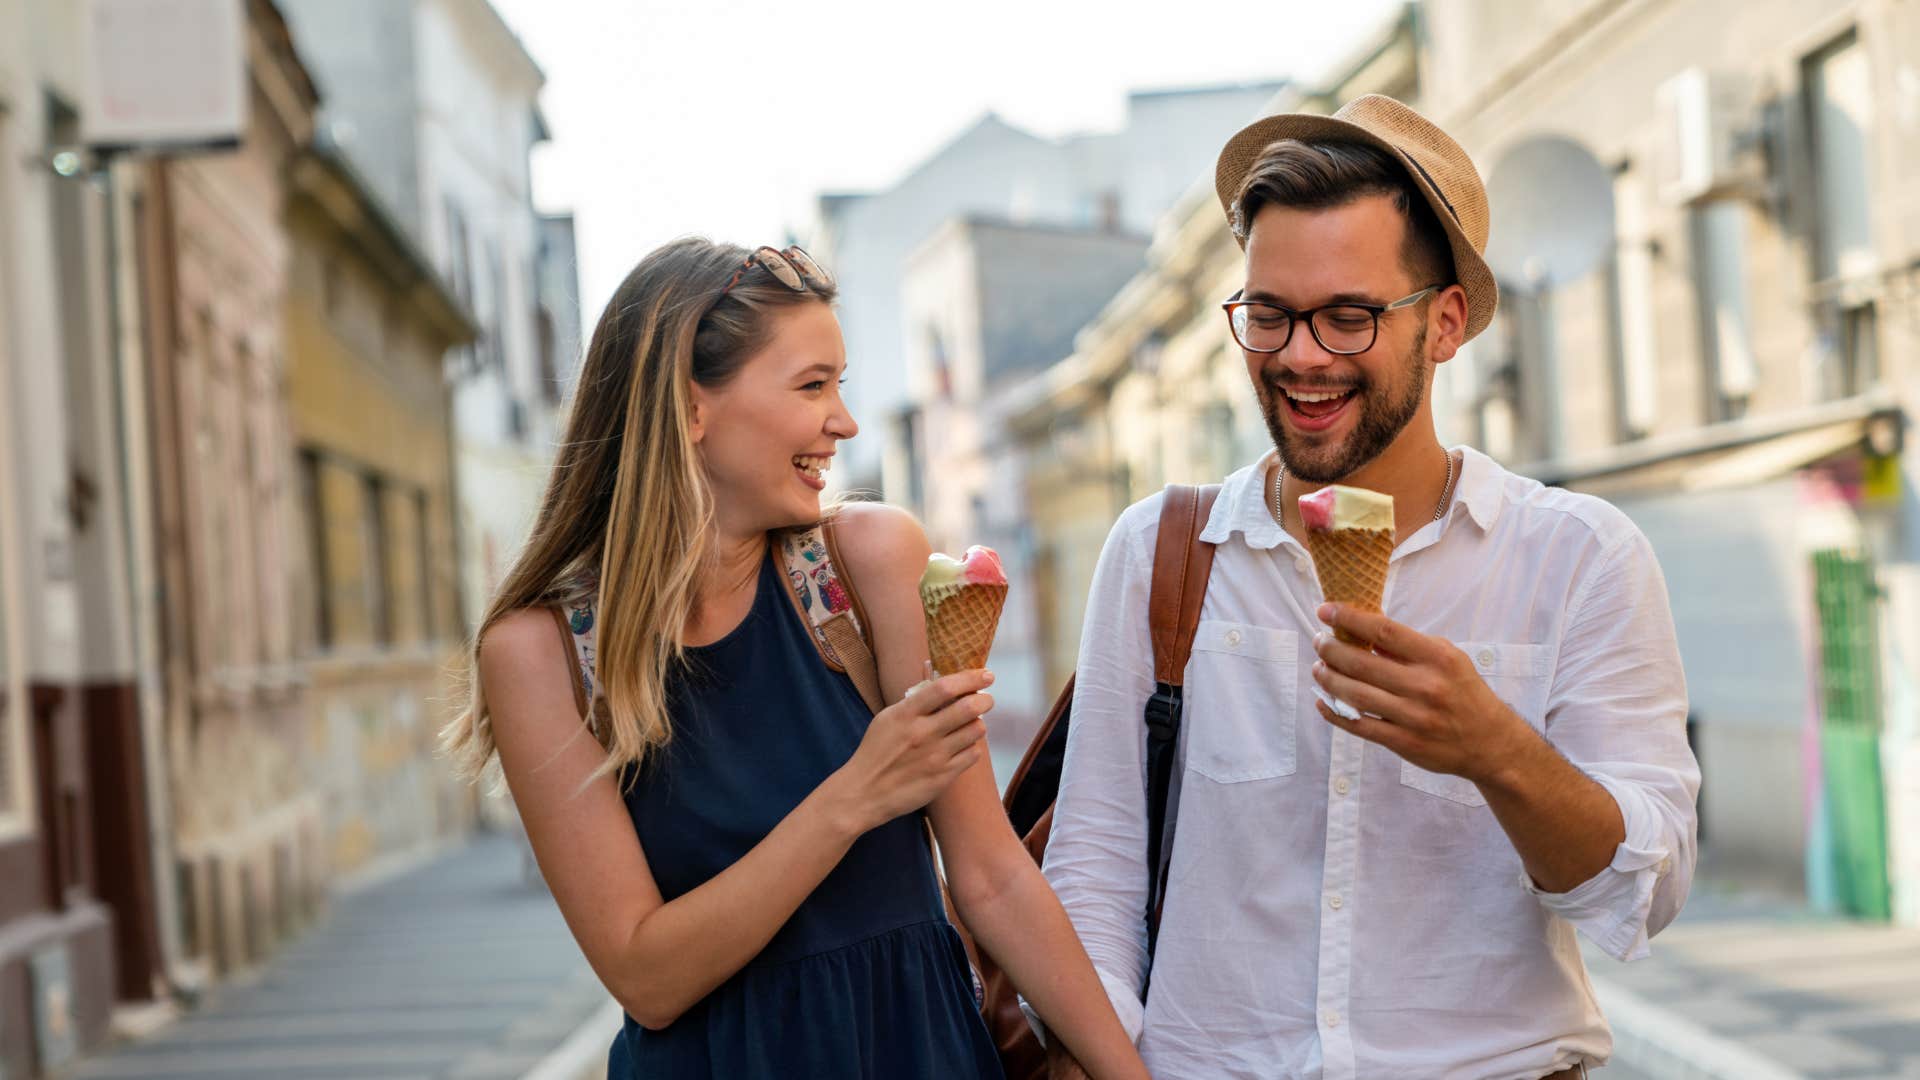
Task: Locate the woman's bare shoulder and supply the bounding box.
[478,606,577,712]
[829,501,931,579]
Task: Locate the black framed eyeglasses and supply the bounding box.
[1221,285,1440,355]
[719,244,834,297]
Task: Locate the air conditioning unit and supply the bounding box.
[1653,68,1758,205]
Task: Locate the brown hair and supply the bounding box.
[1232,139,1453,289]
[443,237,839,785]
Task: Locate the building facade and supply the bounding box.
[280,0,573,634]
[1421,0,1920,916]
[132,0,328,985]
[814,83,1289,497]
[0,0,159,1070]
[284,139,478,876]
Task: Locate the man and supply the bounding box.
[1041,95,1699,1079]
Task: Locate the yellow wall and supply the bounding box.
[283,197,474,873]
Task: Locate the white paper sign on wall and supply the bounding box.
[80,0,247,151]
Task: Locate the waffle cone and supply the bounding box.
[922,582,1008,675]
[1305,528,1393,644]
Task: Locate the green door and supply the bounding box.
[1812,548,1891,920]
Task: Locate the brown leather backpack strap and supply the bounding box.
[823,618,885,716]
[1142,482,1222,973]
[1172,487,1221,680]
[819,515,886,716]
[1149,484,1222,686]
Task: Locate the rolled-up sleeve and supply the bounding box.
[1036,499,1160,1043]
[1527,526,1701,962]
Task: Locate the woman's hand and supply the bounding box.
[825,667,993,834]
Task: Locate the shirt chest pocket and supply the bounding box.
[1399,641,1552,807]
[1184,620,1300,784]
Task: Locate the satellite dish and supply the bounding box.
[1484,135,1616,290]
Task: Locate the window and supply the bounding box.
[927,326,952,402]
[361,471,391,646]
[444,198,475,373]
[298,448,332,649]
[1480,292,1550,463]
[1802,28,1880,399]
[322,256,344,320]
[486,243,508,374]
[444,198,472,303]
[414,489,435,643]
[1804,29,1876,283]
[1605,163,1657,441]
[892,407,925,515]
[1687,201,1757,422]
[1838,300,1879,393]
[536,306,559,405]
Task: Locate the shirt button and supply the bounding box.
[1323,1010,1340,1028]
[1328,893,1344,911]
[1333,776,1351,796]
[1294,556,1310,573]
[1225,629,1243,647]
[1476,648,1496,670]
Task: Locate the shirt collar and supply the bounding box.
[1199,449,1290,550]
[1453,445,1504,532]
[1197,445,1505,552]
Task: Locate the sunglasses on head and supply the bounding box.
[719,244,833,297]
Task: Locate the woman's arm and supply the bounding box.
[481,608,989,1031]
[833,505,1148,1080]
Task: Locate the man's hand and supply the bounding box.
[1311,601,1627,892]
[1045,1037,1092,1080]
[1309,602,1533,785]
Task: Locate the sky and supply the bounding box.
[487,0,1411,321]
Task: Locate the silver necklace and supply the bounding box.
[1273,449,1456,528]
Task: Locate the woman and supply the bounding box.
[446,238,1147,1078]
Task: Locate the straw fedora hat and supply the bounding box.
[1214,94,1499,342]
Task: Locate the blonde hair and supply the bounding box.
[442,237,841,785]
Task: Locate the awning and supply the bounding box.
[1566,417,1870,499]
[1521,395,1899,499]
[1678,419,1873,492]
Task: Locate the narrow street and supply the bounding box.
[1590,887,1920,1079]
[66,832,611,1080]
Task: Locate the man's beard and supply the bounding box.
[1260,324,1428,484]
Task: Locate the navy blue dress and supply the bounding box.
[602,551,1003,1079]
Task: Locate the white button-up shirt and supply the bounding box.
[1043,447,1699,1079]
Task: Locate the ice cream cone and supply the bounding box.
[920,546,1009,675]
[1298,485,1395,646]
[1304,528,1393,644]
[923,581,1008,675]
